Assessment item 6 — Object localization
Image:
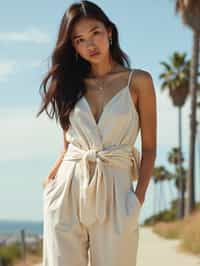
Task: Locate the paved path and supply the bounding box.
[137,226,200,266]
[35,226,200,266]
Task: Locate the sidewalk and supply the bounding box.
[137,226,200,266]
[35,226,200,266]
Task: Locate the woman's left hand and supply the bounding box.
[135,191,145,206]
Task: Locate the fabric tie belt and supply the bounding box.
[63,143,140,226]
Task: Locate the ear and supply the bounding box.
[107,26,112,39]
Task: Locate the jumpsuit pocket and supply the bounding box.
[43,160,66,197]
[125,184,142,231]
[42,161,72,211]
[43,177,57,196]
[131,186,142,209]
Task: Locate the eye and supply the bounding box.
[76,38,84,44]
[93,31,99,35]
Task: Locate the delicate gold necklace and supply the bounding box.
[85,62,121,123]
[92,79,105,122]
[91,61,120,93]
[92,63,119,117]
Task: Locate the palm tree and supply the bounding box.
[175,0,200,216]
[168,147,185,217]
[159,52,190,218]
[152,166,172,216]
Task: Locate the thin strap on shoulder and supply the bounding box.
[127,69,134,88]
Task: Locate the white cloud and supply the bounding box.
[0,61,17,81]
[0,27,50,44]
[0,59,48,81]
[0,106,63,161]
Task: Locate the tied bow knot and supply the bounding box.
[84,149,98,162]
[63,143,140,226]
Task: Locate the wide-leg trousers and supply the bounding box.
[42,162,142,266]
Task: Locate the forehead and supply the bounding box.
[71,17,105,38]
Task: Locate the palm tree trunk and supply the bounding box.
[185,29,199,216]
[177,106,185,218]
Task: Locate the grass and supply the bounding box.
[0,243,21,265]
[143,200,200,255]
[0,240,42,266]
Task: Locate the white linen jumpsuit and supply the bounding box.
[42,69,142,266]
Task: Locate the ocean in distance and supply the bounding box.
[0,220,43,236]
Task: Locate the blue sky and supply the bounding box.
[0,0,199,224]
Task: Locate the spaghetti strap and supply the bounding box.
[127,69,134,88]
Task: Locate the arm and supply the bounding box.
[131,70,157,205]
[43,128,69,188]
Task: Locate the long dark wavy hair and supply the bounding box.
[36,0,130,130]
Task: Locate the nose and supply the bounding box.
[85,39,96,50]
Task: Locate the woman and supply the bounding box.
[36,1,157,265]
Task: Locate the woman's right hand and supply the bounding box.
[42,174,56,190]
[42,148,67,190]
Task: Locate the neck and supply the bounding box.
[88,56,119,79]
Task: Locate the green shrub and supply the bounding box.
[0,243,21,265]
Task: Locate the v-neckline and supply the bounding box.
[82,85,129,127]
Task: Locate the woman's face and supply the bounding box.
[71,17,112,64]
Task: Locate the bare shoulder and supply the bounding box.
[129,68,156,103]
[133,68,152,78]
[131,68,154,90]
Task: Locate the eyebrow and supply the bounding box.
[72,26,100,40]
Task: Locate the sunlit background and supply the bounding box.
[1,0,200,230]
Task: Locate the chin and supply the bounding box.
[86,57,102,65]
[90,54,107,64]
[90,58,102,64]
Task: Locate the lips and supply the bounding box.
[89,51,100,56]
